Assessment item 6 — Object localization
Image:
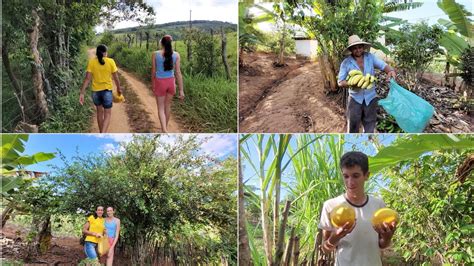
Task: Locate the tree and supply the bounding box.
[292,0,384,92]
[1,134,55,254]
[1,0,154,129]
[392,22,443,87]
[41,135,237,264]
[371,134,473,264]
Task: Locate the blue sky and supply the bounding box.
[254,0,473,32]
[96,0,237,33]
[20,134,237,173]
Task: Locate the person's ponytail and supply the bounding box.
[161,35,173,71]
[96,44,108,65]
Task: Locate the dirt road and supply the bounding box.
[239,52,346,133]
[87,49,182,133]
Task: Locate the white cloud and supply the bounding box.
[91,134,236,158]
[86,134,134,143]
[97,0,237,32]
[200,134,237,157]
[101,143,125,155]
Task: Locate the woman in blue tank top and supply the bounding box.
[105,206,121,266]
[151,35,184,133]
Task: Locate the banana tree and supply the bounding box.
[369,134,473,174]
[1,134,55,228]
[239,1,270,67]
[436,0,473,90]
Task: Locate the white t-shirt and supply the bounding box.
[319,194,386,266]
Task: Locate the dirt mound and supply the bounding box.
[239,52,346,133]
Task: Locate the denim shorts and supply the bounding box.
[92,90,113,109]
[84,241,98,259]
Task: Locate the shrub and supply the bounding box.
[392,22,443,85]
[40,89,93,132]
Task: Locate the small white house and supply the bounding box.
[294,36,318,60]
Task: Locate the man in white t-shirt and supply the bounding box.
[319,151,397,266]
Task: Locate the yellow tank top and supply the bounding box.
[84,215,105,243]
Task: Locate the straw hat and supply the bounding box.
[343,35,371,55]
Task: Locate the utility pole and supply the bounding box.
[187,9,192,64]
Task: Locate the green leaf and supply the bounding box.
[439,31,469,57]
[1,176,22,193]
[15,152,56,165]
[1,134,29,162]
[370,134,474,173]
[437,0,473,38]
[372,41,391,55]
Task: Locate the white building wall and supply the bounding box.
[295,39,318,59]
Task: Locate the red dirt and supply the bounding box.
[1,223,128,265]
[239,52,346,133]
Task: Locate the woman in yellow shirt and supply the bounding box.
[82,206,106,260]
[79,44,122,133]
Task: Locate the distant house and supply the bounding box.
[293,34,318,60]
[13,170,46,178]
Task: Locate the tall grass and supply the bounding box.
[241,134,347,265]
[175,73,236,132]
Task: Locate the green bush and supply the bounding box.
[393,22,443,82]
[99,31,115,46]
[109,42,151,82]
[40,89,93,132]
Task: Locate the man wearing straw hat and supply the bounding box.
[338,35,396,133]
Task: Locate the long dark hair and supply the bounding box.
[96,44,108,65]
[161,35,173,71]
[92,206,104,219]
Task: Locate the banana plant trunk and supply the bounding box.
[319,54,338,92]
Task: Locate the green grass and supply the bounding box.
[40,89,94,133]
[108,32,237,132]
[174,73,237,132]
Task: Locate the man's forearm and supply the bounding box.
[383,65,395,74]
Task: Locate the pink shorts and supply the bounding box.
[108,237,115,246]
[153,77,176,97]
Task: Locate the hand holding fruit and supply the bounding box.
[331,220,357,243]
[113,90,125,103]
[328,203,357,244]
[346,70,377,89]
[372,208,398,240]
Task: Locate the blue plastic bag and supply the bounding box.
[378,79,434,133]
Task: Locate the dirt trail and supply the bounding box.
[239,52,346,133]
[87,48,182,133]
[118,69,182,133]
